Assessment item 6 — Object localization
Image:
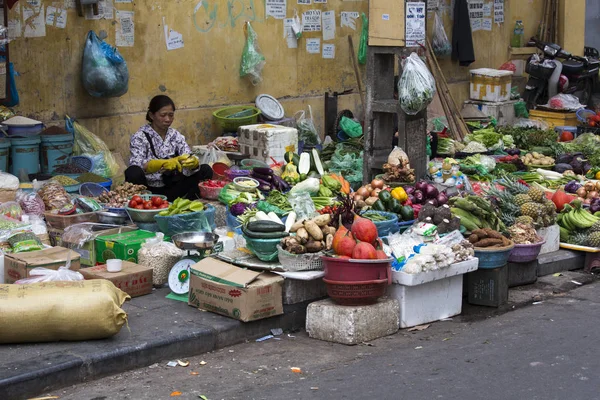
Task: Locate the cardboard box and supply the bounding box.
[79,261,153,298]
[95,230,157,264]
[60,226,137,267]
[188,258,284,322]
[368,0,406,46]
[4,246,81,284]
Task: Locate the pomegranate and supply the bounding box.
[351,217,378,243]
[376,250,388,260]
[352,241,378,260]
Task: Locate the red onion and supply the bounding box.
[424,184,439,199]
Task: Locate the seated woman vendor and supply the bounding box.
[125,95,213,201]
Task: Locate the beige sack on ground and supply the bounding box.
[0,280,130,343]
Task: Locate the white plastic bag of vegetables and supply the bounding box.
[398,53,436,115]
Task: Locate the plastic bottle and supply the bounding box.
[511,20,524,48]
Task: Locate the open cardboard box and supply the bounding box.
[188,258,284,322]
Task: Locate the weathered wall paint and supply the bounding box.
[8,0,367,156]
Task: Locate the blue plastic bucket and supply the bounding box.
[40,133,74,173]
[10,136,41,175]
[0,138,10,172]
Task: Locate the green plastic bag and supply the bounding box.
[240,22,265,86]
[358,13,368,65]
[339,116,363,138]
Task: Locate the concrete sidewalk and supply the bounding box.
[0,288,309,400]
[0,249,596,400]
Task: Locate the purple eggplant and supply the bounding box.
[271,175,291,192]
[253,167,273,176]
[251,171,273,182]
[253,177,273,189]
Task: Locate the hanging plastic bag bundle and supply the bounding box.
[399,53,437,115]
[358,13,368,65]
[432,12,451,57]
[240,22,265,86]
[81,30,129,98]
[66,116,119,178]
[295,105,321,147]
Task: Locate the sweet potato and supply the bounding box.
[305,240,324,253]
[311,214,331,227]
[482,228,504,240]
[322,226,336,236]
[304,220,323,241]
[296,228,309,244]
[472,229,489,239]
[468,234,479,244]
[474,238,503,248]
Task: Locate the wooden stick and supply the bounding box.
[539,0,549,42]
[553,0,559,44]
[347,35,365,114]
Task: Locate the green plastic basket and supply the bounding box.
[213,106,261,132]
[244,235,281,262]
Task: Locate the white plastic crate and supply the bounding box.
[389,258,479,328]
[237,124,298,164]
[463,99,517,126]
[469,68,513,102]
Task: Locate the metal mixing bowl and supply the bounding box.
[171,232,220,250]
[97,211,130,225]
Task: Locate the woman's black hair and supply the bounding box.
[146,95,176,122]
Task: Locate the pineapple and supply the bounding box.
[587,232,600,248]
[520,202,541,219]
[515,215,534,225]
[590,221,600,233]
[544,201,556,213]
[570,231,589,246]
[528,187,546,203]
[514,194,532,207]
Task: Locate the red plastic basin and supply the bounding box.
[323,278,388,306]
[321,256,392,284]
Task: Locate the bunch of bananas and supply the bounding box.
[449,195,506,233]
[557,200,600,231]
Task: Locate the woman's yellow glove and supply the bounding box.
[181,156,199,169]
[146,158,182,173]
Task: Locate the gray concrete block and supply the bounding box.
[537,250,585,277]
[306,298,399,345]
[282,278,327,305]
[508,261,538,288]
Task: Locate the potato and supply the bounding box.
[305,240,324,253]
[296,228,309,244]
[290,219,306,233]
[304,220,323,241]
[311,214,331,227]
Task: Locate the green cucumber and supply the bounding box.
[247,220,285,233]
[242,225,289,239]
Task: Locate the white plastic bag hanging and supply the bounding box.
[201,143,232,166]
[432,12,451,57]
[294,105,321,147]
[399,53,437,115]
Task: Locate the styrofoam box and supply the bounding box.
[389,258,479,328]
[469,68,513,102]
[536,224,560,255]
[463,99,518,127]
[237,124,298,164]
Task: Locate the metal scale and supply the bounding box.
[168,232,223,295]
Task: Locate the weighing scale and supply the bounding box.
[168,232,223,295]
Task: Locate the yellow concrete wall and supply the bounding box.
[7,0,366,155]
[559,0,586,56]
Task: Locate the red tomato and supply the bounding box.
[143,201,153,210]
[159,203,169,209]
[151,196,163,207]
[591,121,597,127]
[132,195,143,204]
[128,200,137,208]
[152,206,158,210]
[135,205,143,210]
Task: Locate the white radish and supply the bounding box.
[285,212,297,233]
[255,211,271,221]
[267,212,283,225]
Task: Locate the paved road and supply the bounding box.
[54,283,600,400]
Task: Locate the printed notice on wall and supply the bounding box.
[116,10,135,47]
[46,6,67,28]
[283,18,298,48]
[302,10,321,32]
[405,2,426,47]
[322,10,335,41]
[298,0,311,4]
[8,5,22,39]
[64,0,76,8]
[483,2,492,17]
[322,43,334,59]
[23,4,46,37]
[162,17,183,51]
[340,12,359,30]
[314,0,326,3]
[482,18,492,31]
[266,0,286,20]
[427,0,439,11]
[306,38,320,54]
[115,0,133,3]
[471,17,482,32]
[494,0,504,23]
[468,0,484,19]
[86,0,113,20]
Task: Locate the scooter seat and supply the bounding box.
[562,60,585,75]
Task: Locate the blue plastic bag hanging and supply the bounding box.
[81,31,129,98]
[3,63,19,107]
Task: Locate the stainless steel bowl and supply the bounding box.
[171,232,220,250]
[97,211,130,225]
